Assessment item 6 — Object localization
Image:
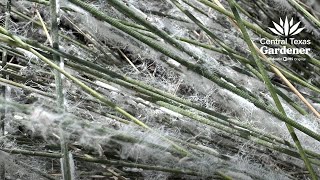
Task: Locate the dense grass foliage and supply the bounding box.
[0,0,319,179]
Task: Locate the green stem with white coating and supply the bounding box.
[287,0,320,28]
[50,0,72,179]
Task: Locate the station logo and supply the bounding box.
[268,17,304,36]
[260,17,311,61]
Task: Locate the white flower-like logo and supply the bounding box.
[268,17,304,36]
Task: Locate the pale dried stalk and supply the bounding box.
[36,10,53,46]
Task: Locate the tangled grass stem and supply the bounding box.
[0,148,201,177]
[0,27,190,158]
[23,40,320,159]
[0,0,319,178]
